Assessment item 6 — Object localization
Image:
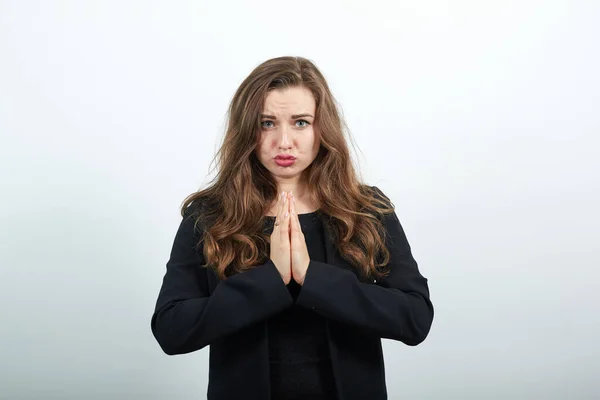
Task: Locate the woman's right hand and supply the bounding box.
[270,191,292,284]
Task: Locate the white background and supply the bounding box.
[1,0,599,399]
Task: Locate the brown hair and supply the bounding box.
[181,56,395,280]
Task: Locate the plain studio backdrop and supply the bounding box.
[1,1,599,399]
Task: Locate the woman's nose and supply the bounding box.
[277,127,292,149]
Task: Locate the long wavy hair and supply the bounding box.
[181,56,395,280]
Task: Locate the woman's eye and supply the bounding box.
[261,120,310,129]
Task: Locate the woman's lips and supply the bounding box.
[274,157,296,167]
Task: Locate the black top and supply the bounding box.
[151,186,434,400]
[264,210,337,400]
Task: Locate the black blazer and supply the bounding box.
[151,187,434,400]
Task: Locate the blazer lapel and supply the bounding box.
[322,215,337,265]
[321,213,369,283]
[321,214,356,274]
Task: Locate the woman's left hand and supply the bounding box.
[290,193,310,285]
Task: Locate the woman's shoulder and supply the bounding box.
[181,196,219,233]
[359,184,393,206]
[362,184,388,199]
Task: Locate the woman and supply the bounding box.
[151,56,434,400]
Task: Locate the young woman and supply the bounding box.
[151,56,434,400]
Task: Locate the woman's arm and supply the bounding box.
[295,189,434,345]
[151,208,293,355]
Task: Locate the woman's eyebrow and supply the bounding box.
[291,113,314,119]
[260,113,314,119]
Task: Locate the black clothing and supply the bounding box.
[151,186,434,400]
[265,211,337,400]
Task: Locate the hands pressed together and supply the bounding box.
[270,191,310,285]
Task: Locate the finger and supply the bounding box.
[290,194,298,237]
[288,192,295,240]
[290,191,295,215]
[280,193,291,243]
[291,197,305,240]
[275,191,285,228]
[292,193,300,226]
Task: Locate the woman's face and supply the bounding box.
[256,86,320,183]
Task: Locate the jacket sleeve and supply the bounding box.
[295,188,434,346]
[151,207,293,355]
